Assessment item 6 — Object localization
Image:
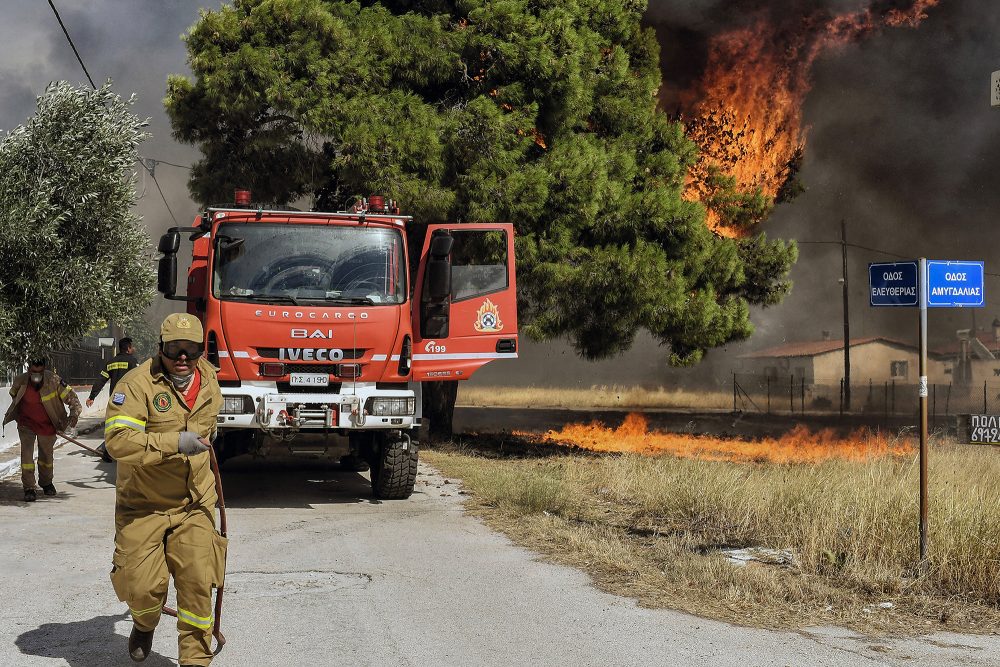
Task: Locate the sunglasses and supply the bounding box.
[161,341,204,361]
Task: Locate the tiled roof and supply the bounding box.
[935,333,1000,357]
[740,336,917,359]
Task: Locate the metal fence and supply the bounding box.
[48,347,107,385]
[732,373,1000,421]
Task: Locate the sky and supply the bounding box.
[1,1,997,388]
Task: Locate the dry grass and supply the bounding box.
[425,439,1000,634]
[457,385,732,411]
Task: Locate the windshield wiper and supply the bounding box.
[327,296,376,305]
[235,294,301,305]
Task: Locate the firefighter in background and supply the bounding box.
[105,313,225,666]
[2,357,82,502]
[85,337,138,462]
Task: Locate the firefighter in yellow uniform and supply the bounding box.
[105,313,226,667]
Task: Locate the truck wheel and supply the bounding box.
[371,433,418,500]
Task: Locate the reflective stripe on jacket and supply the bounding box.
[105,356,221,513]
[89,352,139,400]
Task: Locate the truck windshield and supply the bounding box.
[212,223,406,305]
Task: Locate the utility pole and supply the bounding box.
[842,220,851,412]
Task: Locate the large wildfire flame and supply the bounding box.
[526,413,913,464]
[681,0,940,237]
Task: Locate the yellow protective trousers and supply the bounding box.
[19,426,55,490]
[111,506,227,667]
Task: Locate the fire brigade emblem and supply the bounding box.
[474,298,504,333]
[153,392,172,412]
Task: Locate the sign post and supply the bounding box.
[918,258,928,565]
[869,258,985,565]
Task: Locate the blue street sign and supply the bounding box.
[926,260,984,308]
[869,261,918,307]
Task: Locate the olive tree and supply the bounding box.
[0,81,154,372]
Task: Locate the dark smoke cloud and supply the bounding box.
[0,2,220,239]
[757,0,1000,353]
[645,0,917,28]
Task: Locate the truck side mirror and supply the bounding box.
[427,259,451,301]
[157,231,180,296]
[429,232,453,259]
[158,230,181,254]
[421,230,453,338]
[158,255,178,297]
[427,231,453,301]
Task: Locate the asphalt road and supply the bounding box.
[1,419,998,666]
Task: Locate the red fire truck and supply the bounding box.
[156,191,518,498]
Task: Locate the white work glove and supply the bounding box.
[177,431,209,455]
[63,426,78,438]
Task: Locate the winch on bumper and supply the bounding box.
[215,382,421,432]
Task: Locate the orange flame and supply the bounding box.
[681,1,940,237]
[522,413,913,464]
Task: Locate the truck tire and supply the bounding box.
[371,434,418,500]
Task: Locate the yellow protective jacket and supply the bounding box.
[105,356,221,514]
[3,370,82,431]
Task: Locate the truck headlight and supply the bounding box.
[221,395,255,414]
[366,397,415,416]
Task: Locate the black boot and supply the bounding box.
[41,483,57,496]
[23,488,36,502]
[128,626,154,662]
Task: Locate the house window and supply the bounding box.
[890,361,908,379]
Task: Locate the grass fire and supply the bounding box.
[427,418,1000,633]
[526,413,913,463]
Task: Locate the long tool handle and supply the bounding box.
[56,431,104,457]
[162,442,228,651]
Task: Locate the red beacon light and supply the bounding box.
[234,189,252,207]
[350,194,400,215]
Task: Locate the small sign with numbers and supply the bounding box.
[965,414,1000,445]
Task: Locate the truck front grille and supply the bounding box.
[256,348,366,360]
[284,363,340,374]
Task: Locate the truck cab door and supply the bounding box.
[411,223,518,381]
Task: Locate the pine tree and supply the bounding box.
[166,0,797,433]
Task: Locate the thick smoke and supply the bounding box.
[0,2,213,240]
[642,1,1000,355]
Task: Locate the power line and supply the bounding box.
[46,0,96,89]
[139,155,191,171]
[46,3,181,225]
[139,159,179,225]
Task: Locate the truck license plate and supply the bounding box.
[290,373,329,387]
